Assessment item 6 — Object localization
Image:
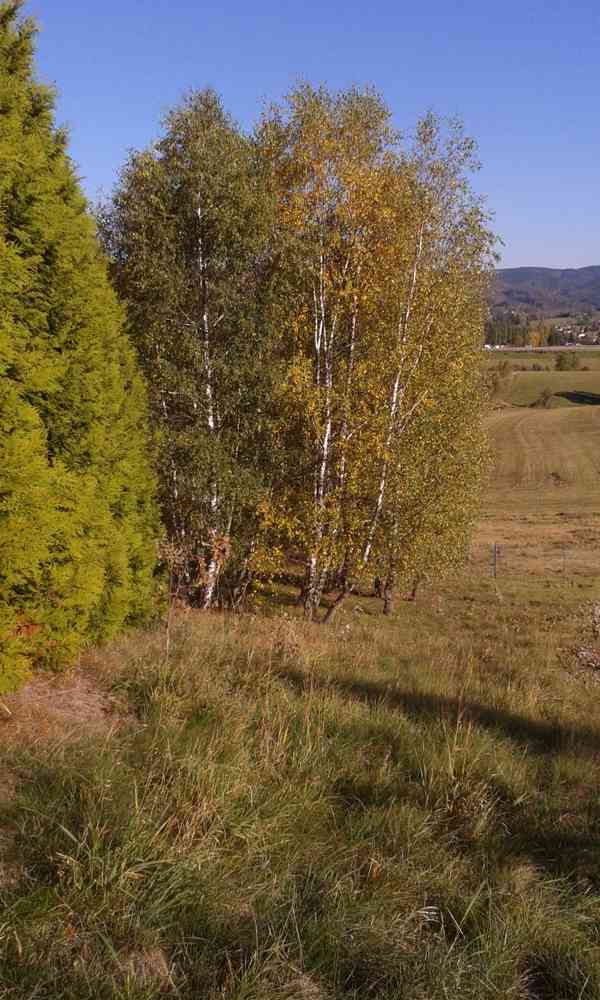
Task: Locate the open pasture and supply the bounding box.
[507,369,600,406]
[486,349,600,372]
[469,405,600,583]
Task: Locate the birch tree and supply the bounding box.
[372,361,489,614]
[100,90,275,607]
[102,85,494,618]
[365,115,494,612]
[259,86,404,617]
[261,89,495,619]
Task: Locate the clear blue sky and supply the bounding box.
[27,0,599,268]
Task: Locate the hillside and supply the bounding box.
[3,381,600,997]
[494,265,600,316]
[488,405,600,490]
[484,352,600,514]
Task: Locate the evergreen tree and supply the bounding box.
[0,1,159,690]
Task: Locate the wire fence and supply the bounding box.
[467,541,597,580]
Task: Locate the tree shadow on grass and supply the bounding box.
[513,826,600,884]
[275,666,600,758]
[276,666,600,885]
[554,390,600,405]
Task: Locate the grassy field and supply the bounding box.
[487,350,600,372]
[488,406,600,490]
[474,403,600,589]
[507,370,600,407]
[2,387,600,997]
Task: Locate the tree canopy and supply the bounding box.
[103,83,495,620]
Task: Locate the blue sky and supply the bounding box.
[28,0,599,268]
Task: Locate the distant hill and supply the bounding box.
[494,266,600,316]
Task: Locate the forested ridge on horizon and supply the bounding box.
[494,265,600,316]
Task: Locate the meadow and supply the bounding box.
[491,350,600,373]
[2,364,600,999]
[507,371,600,407]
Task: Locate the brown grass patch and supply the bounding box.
[117,946,174,991]
[0,667,126,749]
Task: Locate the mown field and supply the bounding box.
[507,370,600,407]
[2,371,600,999]
[489,350,600,372]
[477,363,600,582]
[488,406,600,491]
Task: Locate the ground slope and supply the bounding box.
[488,406,600,493]
[507,370,600,407]
[475,401,600,579]
[2,385,600,998]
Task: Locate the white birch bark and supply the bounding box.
[362,223,425,565]
[197,199,221,608]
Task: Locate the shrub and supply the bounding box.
[531,387,554,408]
[487,360,513,400]
[555,352,579,371]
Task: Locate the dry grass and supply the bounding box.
[2,396,600,997]
[0,668,128,750]
[1,592,600,998]
[487,407,600,495]
[473,403,600,583]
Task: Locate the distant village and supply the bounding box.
[550,319,600,346]
[484,310,600,348]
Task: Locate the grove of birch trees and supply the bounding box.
[102,84,495,620]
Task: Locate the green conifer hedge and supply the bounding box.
[0,2,159,691]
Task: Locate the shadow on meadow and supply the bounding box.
[275,666,600,757]
[555,390,600,405]
[4,618,600,998]
[275,664,600,886]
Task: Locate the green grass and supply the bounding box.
[486,350,600,372]
[2,580,600,998]
[507,370,600,406]
[3,397,600,997]
[478,404,600,582]
[487,406,600,493]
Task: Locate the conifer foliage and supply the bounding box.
[0,2,159,690]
